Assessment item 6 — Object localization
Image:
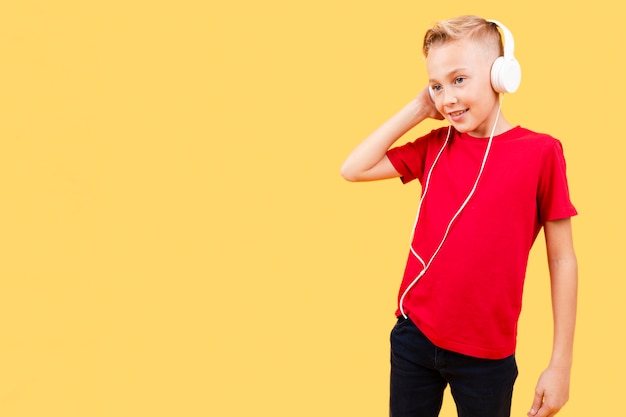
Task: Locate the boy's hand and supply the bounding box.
[416,87,445,121]
[528,366,571,417]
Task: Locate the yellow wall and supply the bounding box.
[0,1,622,416]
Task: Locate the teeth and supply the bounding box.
[451,110,465,117]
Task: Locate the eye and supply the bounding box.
[454,77,466,85]
[431,84,442,92]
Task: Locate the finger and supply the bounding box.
[528,391,544,416]
[532,406,548,417]
[533,401,562,417]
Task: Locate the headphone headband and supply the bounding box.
[486,19,515,58]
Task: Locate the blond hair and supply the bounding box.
[422,15,503,58]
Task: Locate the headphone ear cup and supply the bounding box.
[428,86,435,102]
[491,56,522,93]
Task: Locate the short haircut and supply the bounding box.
[422,15,504,59]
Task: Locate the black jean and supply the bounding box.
[390,316,518,417]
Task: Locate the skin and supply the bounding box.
[530,217,577,417]
[341,35,577,417]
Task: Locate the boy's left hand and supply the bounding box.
[528,366,571,417]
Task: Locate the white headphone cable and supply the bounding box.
[399,97,504,319]
[408,125,452,269]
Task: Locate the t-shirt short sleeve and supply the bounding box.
[537,139,578,222]
[386,130,438,184]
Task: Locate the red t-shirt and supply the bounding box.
[386,126,577,359]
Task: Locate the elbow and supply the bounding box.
[340,163,359,182]
[339,164,355,182]
[341,171,359,182]
[548,255,578,271]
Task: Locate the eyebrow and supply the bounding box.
[429,67,471,83]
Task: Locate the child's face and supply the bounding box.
[427,38,501,137]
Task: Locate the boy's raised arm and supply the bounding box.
[528,218,578,417]
[340,87,442,182]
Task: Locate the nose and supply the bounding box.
[443,90,457,106]
[442,89,458,106]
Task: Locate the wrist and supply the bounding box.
[548,355,573,370]
[400,99,429,125]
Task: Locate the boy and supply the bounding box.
[340,15,577,417]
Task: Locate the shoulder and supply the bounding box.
[391,126,451,153]
[506,127,566,154]
[510,126,558,142]
[516,126,563,143]
[414,126,452,144]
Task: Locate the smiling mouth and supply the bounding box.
[449,109,467,117]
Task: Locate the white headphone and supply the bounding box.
[428,19,521,100]
[487,19,522,94]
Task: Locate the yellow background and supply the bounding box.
[0,1,623,416]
